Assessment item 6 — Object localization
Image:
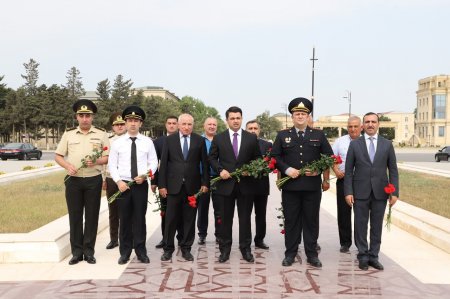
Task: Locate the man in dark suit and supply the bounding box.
[158,113,209,261]
[272,97,333,268]
[209,106,261,263]
[151,116,179,249]
[344,112,399,271]
[245,120,272,250]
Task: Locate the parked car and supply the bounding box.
[0,143,42,160]
[435,146,450,162]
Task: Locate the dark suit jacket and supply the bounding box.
[272,126,333,191]
[208,129,261,196]
[344,135,399,200]
[158,133,209,195]
[255,138,272,196]
[151,135,166,186]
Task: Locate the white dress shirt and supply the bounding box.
[228,128,242,153]
[108,132,158,183]
[332,134,353,172]
[364,133,378,155]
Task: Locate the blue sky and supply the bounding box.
[1,0,449,121]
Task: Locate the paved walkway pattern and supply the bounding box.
[1,177,450,298]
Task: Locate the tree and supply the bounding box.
[111,74,133,107]
[256,111,282,140]
[96,78,111,102]
[21,58,39,96]
[0,75,10,110]
[179,96,226,133]
[64,66,85,100]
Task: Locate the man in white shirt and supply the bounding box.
[108,105,158,265]
[332,116,362,253]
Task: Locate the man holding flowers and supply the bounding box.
[108,105,158,265]
[55,99,110,265]
[158,113,209,262]
[271,97,333,268]
[344,112,399,271]
[208,106,261,263]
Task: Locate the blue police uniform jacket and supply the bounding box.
[272,126,333,191]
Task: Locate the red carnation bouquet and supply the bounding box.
[210,151,277,187]
[276,154,341,189]
[384,183,396,231]
[107,170,154,204]
[64,146,108,182]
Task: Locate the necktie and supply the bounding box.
[130,137,138,178]
[182,135,189,160]
[232,132,239,158]
[298,130,304,140]
[369,137,375,163]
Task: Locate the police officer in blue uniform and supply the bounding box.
[272,97,333,268]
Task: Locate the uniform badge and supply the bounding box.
[285,137,291,143]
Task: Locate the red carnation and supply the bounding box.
[160,211,165,217]
[384,183,396,194]
[263,156,270,162]
[103,146,108,151]
[272,169,278,174]
[280,229,285,235]
[332,154,342,164]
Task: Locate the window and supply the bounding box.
[439,126,445,137]
[433,94,446,119]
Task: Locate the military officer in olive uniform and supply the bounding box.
[55,99,110,265]
[272,97,333,268]
[103,112,127,250]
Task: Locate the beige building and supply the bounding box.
[81,86,180,102]
[416,75,450,146]
[133,86,180,101]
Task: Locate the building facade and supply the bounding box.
[416,75,450,146]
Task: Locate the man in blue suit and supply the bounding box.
[344,112,399,271]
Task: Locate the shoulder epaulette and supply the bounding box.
[66,127,76,131]
[94,126,106,132]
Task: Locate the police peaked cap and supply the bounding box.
[122,105,146,121]
[109,112,126,126]
[288,97,313,114]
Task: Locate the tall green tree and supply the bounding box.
[256,111,282,140]
[96,78,111,102]
[64,66,85,101]
[21,58,40,96]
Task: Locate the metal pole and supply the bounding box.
[310,47,318,118]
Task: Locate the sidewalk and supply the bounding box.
[0,176,449,298]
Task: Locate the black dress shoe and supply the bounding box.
[198,237,206,245]
[369,260,384,270]
[359,260,369,270]
[137,254,150,263]
[242,251,254,263]
[155,240,165,249]
[118,255,129,265]
[282,256,294,267]
[340,245,350,253]
[255,241,269,250]
[68,255,83,265]
[106,240,119,250]
[161,252,172,261]
[218,253,229,263]
[182,251,194,261]
[307,257,322,268]
[84,255,96,264]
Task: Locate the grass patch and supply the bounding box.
[399,169,450,219]
[0,171,68,233]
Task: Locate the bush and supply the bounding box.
[44,162,55,167]
[22,166,37,171]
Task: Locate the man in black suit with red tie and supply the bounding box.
[158,113,209,261]
[209,106,261,263]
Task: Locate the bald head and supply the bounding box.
[204,117,217,138]
[347,116,362,140]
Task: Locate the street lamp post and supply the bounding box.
[343,90,351,117]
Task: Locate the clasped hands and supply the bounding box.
[287,168,318,179]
